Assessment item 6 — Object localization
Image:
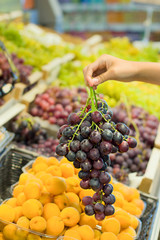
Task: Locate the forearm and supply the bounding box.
[131,62,160,85]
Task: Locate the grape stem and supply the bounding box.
[90,87,97,112]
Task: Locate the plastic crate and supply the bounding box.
[139,192,159,240]
[0,145,38,200]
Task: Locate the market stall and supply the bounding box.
[0,1,160,239]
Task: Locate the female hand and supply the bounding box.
[83,54,139,88]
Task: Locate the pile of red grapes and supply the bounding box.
[30,87,88,126]
[108,103,159,182]
[56,98,137,220]
[0,52,33,87]
[10,118,59,157]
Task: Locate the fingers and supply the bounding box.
[83,55,109,88]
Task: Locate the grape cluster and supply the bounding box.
[56,99,137,220]
[30,87,88,126]
[11,118,59,156]
[0,52,32,87]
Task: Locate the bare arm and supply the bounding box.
[83,54,160,87]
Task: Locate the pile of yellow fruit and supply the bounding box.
[0,156,145,240]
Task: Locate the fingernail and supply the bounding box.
[93,78,99,84]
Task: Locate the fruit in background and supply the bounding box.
[0,52,32,86]
[30,87,88,127]
[10,116,59,157]
[107,103,159,183]
[0,154,144,239]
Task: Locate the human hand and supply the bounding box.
[83,54,138,88]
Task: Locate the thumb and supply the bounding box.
[92,69,113,86]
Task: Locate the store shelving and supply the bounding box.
[57,1,160,41]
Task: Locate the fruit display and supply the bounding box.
[56,87,137,221]
[30,87,88,126]
[107,103,159,182]
[0,52,33,86]
[0,154,144,239]
[10,115,59,157]
[0,23,72,70]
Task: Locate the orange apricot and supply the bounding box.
[30,216,47,233]
[43,203,60,220]
[53,193,69,210]
[0,204,15,222]
[22,199,43,219]
[45,176,67,195]
[100,232,118,240]
[60,207,80,227]
[46,216,64,236]
[102,217,120,235]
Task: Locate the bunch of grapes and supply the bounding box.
[56,88,137,221]
[10,117,59,156]
[0,52,32,87]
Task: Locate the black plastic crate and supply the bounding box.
[139,192,159,240]
[0,145,38,200]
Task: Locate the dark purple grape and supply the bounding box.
[93,192,101,201]
[88,148,100,161]
[81,126,92,138]
[101,122,114,132]
[78,170,90,180]
[75,133,84,142]
[99,172,111,184]
[111,145,118,153]
[127,137,137,148]
[113,131,123,145]
[100,141,112,155]
[91,111,103,123]
[85,205,95,216]
[68,113,81,125]
[82,196,93,206]
[56,143,68,156]
[80,160,92,172]
[80,179,90,189]
[94,203,105,213]
[100,162,108,171]
[76,150,87,162]
[95,212,105,221]
[93,158,104,170]
[103,194,115,204]
[73,159,81,169]
[62,127,74,138]
[130,164,139,172]
[106,109,113,117]
[19,120,28,129]
[70,140,80,152]
[103,184,113,195]
[116,123,130,135]
[89,130,102,144]
[80,121,91,129]
[59,136,68,144]
[102,129,113,142]
[81,139,93,152]
[119,141,129,152]
[104,205,115,216]
[115,155,124,165]
[90,169,100,178]
[89,178,101,191]
[66,151,76,162]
